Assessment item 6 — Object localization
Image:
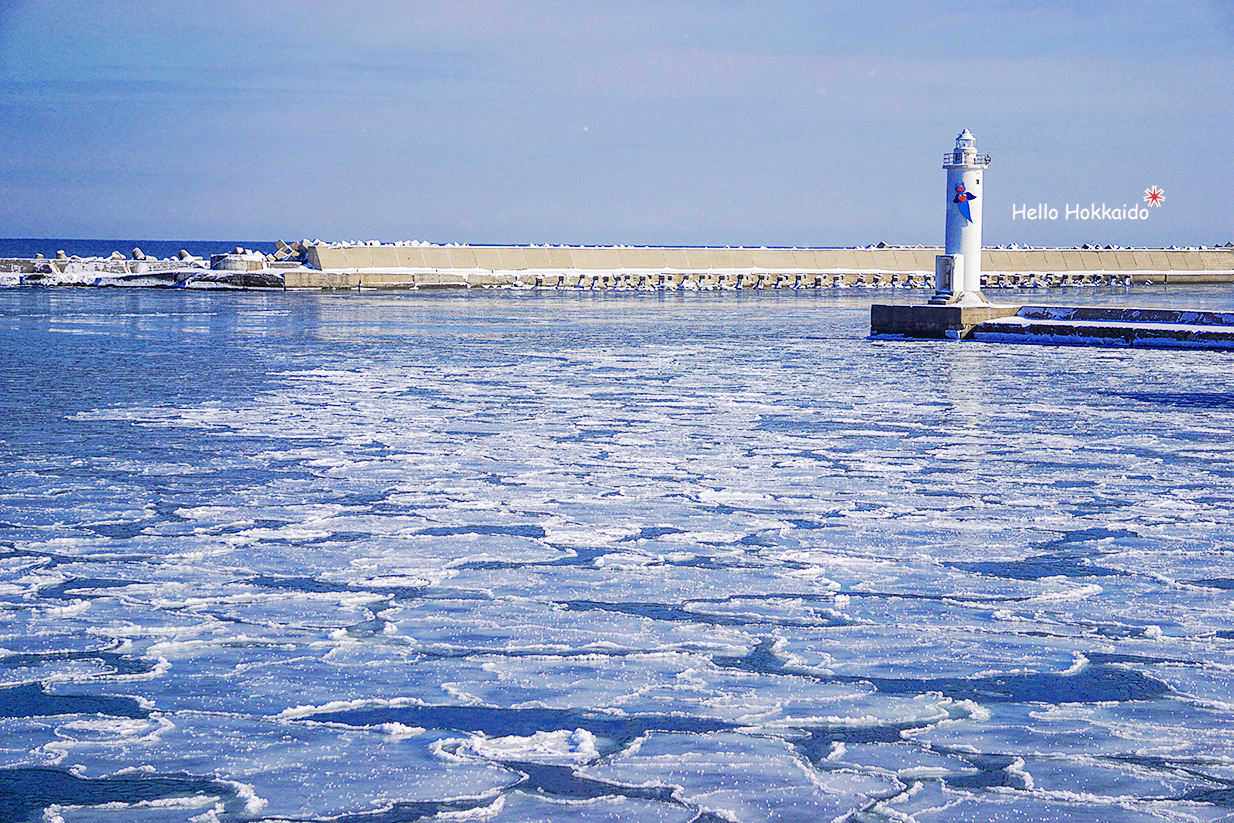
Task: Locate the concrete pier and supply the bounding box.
[972,306,1234,349]
[872,304,1234,349]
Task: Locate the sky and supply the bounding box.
[0,1,1231,248]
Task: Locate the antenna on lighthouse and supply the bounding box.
[930,129,991,305]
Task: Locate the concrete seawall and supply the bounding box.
[4,245,1231,291]
[286,245,1234,290]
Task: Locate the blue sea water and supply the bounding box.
[0,239,274,260]
[1,286,1233,822]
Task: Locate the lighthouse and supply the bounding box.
[871,130,1020,338]
[931,129,991,304]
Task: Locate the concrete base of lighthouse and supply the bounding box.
[869,303,1022,340]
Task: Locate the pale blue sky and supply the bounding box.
[1,1,1230,247]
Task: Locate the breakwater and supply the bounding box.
[288,245,1234,290]
[3,244,1232,290]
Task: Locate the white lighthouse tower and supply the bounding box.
[931,129,990,304]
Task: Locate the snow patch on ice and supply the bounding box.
[450,728,601,764]
[274,696,426,722]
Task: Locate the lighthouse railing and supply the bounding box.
[942,152,992,166]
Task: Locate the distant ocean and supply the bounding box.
[0,238,275,260]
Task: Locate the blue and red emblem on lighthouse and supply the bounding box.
[953,183,976,224]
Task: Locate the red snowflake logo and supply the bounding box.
[1144,185,1165,207]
